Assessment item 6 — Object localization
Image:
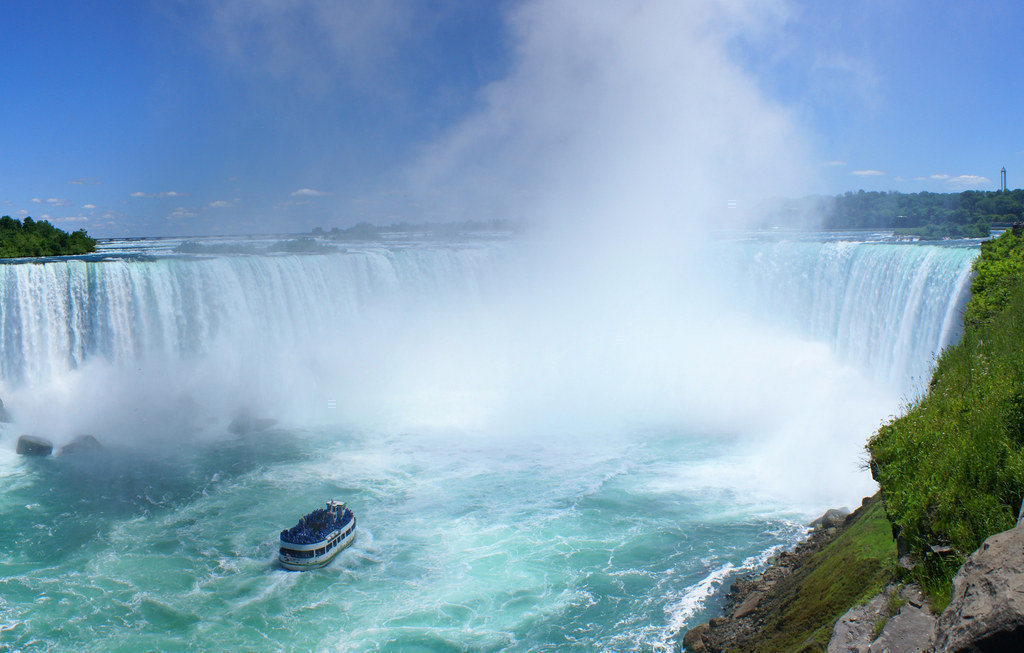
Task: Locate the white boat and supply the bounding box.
[278,500,356,571]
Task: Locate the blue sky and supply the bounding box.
[1,0,1022,237]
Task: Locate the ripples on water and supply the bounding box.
[0,427,809,650]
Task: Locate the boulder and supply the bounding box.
[828,590,888,652]
[682,622,710,652]
[868,585,935,652]
[932,523,1024,651]
[59,434,104,456]
[811,507,851,530]
[733,590,764,619]
[16,435,53,456]
[828,584,936,653]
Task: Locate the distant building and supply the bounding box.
[1002,166,1007,192]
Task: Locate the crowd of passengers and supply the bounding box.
[280,506,353,545]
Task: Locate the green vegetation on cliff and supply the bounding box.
[737,496,896,652]
[868,227,1024,607]
[0,215,97,258]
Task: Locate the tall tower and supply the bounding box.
[1002,166,1007,192]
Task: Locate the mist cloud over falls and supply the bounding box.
[412,0,811,237]
[2,1,912,508]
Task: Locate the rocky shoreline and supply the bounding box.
[683,498,1024,652]
[683,504,859,652]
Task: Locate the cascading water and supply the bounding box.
[0,233,978,651]
[0,242,506,440]
[718,237,977,394]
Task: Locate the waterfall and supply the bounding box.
[0,236,978,445]
[718,239,977,393]
[0,245,500,387]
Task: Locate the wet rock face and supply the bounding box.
[933,524,1024,652]
[16,435,53,456]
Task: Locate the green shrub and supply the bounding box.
[868,228,1024,607]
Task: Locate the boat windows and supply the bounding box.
[280,547,316,558]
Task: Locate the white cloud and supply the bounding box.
[914,176,927,181]
[821,160,847,167]
[83,204,97,210]
[131,191,187,198]
[68,178,101,185]
[291,188,332,197]
[46,198,70,207]
[930,174,950,180]
[894,176,905,181]
[189,0,415,92]
[53,215,89,223]
[31,197,42,203]
[851,169,885,177]
[946,175,991,190]
[166,207,199,220]
[209,200,233,208]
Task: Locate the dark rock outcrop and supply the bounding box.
[932,523,1024,652]
[59,434,104,456]
[0,397,12,423]
[16,435,53,456]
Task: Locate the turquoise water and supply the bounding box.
[0,427,804,651]
[0,234,978,650]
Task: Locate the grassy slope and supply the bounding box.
[732,496,895,652]
[868,229,1024,609]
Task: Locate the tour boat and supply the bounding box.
[278,500,356,570]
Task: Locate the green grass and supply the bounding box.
[732,495,896,652]
[868,228,1024,609]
